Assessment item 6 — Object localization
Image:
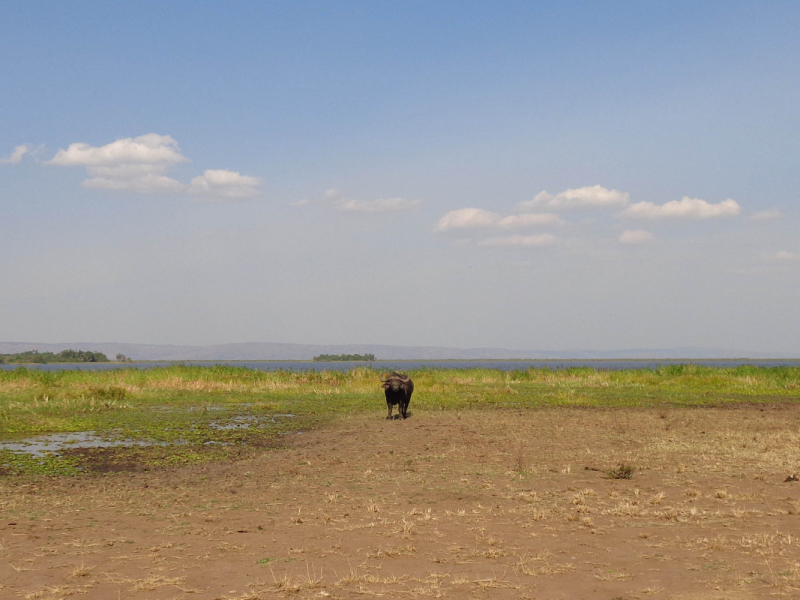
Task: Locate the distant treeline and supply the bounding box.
[312,353,376,362]
[0,349,110,364]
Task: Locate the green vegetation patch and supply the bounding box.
[0,449,82,476]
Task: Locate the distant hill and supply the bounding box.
[0,341,792,361]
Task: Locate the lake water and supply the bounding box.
[2,359,799,372]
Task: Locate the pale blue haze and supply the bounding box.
[1,2,798,354]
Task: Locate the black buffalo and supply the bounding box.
[380,372,414,419]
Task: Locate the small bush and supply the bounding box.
[606,463,634,479]
[89,386,129,401]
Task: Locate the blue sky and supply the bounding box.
[2,2,799,353]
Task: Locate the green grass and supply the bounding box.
[1,364,798,475]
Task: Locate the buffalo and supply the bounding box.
[380,372,414,420]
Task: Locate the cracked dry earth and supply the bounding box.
[2,406,800,600]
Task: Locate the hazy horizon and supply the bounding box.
[1,340,797,361]
[2,2,799,355]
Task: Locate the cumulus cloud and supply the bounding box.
[497,213,563,228]
[337,197,423,214]
[47,133,262,199]
[189,169,263,199]
[477,234,558,247]
[619,229,655,244]
[83,173,186,193]
[619,197,741,220]
[48,134,187,169]
[435,208,562,231]
[1,144,30,164]
[84,164,177,179]
[518,185,629,212]
[298,189,423,214]
[436,208,501,231]
[750,209,783,221]
[435,186,748,252]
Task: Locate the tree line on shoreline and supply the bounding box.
[312,353,376,362]
[0,349,111,364]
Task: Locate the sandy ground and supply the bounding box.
[2,405,800,600]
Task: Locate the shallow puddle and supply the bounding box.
[0,432,163,457]
[0,413,298,456]
[208,414,296,430]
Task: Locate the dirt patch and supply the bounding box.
[2,406,800,599]
[59,447,157,473]
[53,433,289,474]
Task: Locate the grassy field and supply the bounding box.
[1,364,799,475]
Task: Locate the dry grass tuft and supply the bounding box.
[473,574,520,590]
[606,463,634,479]
[368,544,416,558]
[69,563,94,578]
[270,568,302,595]
[129,575,187,591]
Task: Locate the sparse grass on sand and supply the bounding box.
[1,406,800,599]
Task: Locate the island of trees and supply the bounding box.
[0,349,110,364]
[312,353,376,362]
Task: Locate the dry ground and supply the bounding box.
[2,405,800,600]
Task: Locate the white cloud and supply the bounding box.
[477,234,558,247]
[436,208,562,231]
[289,189,340,207]
[619,197,741,219]
[619,229,655,244]
[301,189,423,214]
[518,185,629,212]
[46,134,262,199]
[775,251,800,261]
[83,174,186,193]
[750,209,783,221]
[84,164,170,178]
[336,197,423,214]
[189,169,263,199]
[497,213,563,228]
[48,134,187,169]
[1,144,30,164]
[436,208,502,231]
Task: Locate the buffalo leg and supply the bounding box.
[386,401,393,419]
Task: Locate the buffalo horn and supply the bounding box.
[379,371,408,383]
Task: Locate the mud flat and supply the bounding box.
[2,405,800,599]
